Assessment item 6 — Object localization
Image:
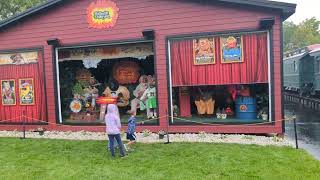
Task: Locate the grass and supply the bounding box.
[0,138,319,179]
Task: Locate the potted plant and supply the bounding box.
[34,127,46,136]
[221,108,227,119]
[261,112,268,121]
[158,130,166,139]
[142,129,152,137]
[216,108,222,119]
[256,93,269,120]
[257,107,269,121]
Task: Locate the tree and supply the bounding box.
[0,0,47,21]
[283,21,298,51]
[284,17,320,52]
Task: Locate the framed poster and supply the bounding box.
[220,35,243,63]
[193,37,215,65]
[1,80,16,106]
[19,78,35,105]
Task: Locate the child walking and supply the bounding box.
[124,112,136,152]
[105,104,126,157]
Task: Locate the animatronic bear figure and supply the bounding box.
[141,75,157,119]
[127,75,148,116]
[99,79,130,120]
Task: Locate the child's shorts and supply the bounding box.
[126,133,136,141]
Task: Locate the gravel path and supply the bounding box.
[0,130,294,147]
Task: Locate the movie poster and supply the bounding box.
[193,37,215,65]
[19,78,35,105]
[221,35,243,63]
[1,80,16,106]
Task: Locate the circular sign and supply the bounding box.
[70,100,82,113]
[239,105,247,112]
[112,61,140,84]
[87,0,119,29]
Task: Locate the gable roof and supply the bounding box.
[0,0,296,30]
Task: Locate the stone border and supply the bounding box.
[0,130,294,147]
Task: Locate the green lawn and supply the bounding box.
[0,138,319,179]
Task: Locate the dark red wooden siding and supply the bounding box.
[0,0,283,133]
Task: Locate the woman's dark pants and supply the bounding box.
[108,134,125,157]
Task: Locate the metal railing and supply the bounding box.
[284,93,320,111]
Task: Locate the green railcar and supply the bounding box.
[283,45,320,97]
[310,49,320,95]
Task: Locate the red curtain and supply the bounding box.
[171,33,268,86]
[0,52,46,123]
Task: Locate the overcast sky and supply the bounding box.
[273,0,320,24]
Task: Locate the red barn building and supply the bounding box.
[0,0,295,134]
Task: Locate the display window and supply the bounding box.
[56,42,158,125]
[171,84,270,124]
[169,32,272,124]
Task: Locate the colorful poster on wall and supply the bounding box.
[220,35,243,63]
[193,37,215,65]
[19,78,35,105]
[1,80,16,106]
[87,0,119,29]
[0,51,38,65]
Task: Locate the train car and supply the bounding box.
[310,48,320,96]
[283,44,320,97]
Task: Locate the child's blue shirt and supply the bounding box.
[126,116,136,134]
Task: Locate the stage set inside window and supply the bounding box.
[170,32,271,124]
[57,42,158,125]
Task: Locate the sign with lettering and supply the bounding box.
[87,0,119,29]
[0,51,38,65]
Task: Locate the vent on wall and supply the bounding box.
[259,18,275,30]
[142,29,155,40]
[47,38,60,46]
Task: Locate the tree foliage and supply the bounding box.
[284,17,320,52]
[0,0,47,21]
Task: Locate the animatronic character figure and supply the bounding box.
[194,87,215,116]
[83,77,100,110]
[141,76,157,119]
[72,69,99,112]
[99,79,130,120]
[103,79,130,107]
[239,85,251,97]
[127,75,148,116]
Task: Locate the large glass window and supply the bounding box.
[57,43,158,125]
[171,84,270,125]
